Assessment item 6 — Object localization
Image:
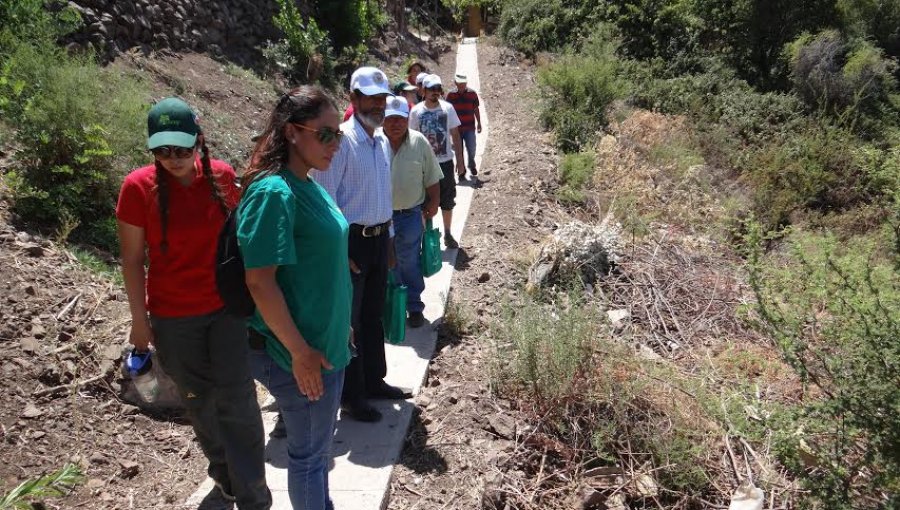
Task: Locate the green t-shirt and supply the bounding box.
[236,170,352,374]
[384,129,443,210]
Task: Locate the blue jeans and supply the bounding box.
[250,349,344,510]
[460,129,477,172]
[392,206,425,313]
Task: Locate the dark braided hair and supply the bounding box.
[243,85,337,189]
[154,133,228,253]
[153,160,171,253]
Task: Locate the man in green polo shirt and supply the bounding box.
[379,95,442,327]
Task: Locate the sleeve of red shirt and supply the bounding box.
[473,90,480,107]
[212,160,241,209]
[115,172,148,228]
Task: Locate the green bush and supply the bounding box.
[0,1,148,251]
[266,0,334,85]
[556,150,595,204]
[748,228,900,508]
[788,30,899,123]
[536,29,627,152]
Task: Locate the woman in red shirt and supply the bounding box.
[116,98,271,509]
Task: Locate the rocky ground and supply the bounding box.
[387,37,569,510]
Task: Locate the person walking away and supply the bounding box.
[379,96,442,328]
[237,86,351,510]
[116,98,270,509]
[409,74,466,249]
[445,73,482,180]
[311,67,412,423]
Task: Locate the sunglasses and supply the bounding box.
[150,146,195,159]
[292,123,344,144]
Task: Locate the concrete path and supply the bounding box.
[185,39,487,510]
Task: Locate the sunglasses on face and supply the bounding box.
[292,123,344,144]
[150,146,195,159]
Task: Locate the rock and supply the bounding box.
[86,478,105,489]
[581,488,605,509]
[637,344,663,361]
[22,403,43,419]
[486,414,516,439]
[23,244,45,257]
[90,452,108,465]
[477,272,490,283]
[24,285,36,296]
[605,309,630,329]
[118,459,140,478]
[20,337,40,353]
[528,220,622,289]
[16,232,31,243]
[30,324,46,339]
[631,473,659,497]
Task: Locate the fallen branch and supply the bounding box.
[55,292,83,321]
[33,374,105,397]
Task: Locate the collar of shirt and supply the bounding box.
[376,128,410,159]
[346,115,377,147]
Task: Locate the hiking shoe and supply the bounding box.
[407,311,426,328]
[469,167,478,176]
[444,234,459,249]
[269,412,286,439]
[368,381,413,400]
[341,399,382,423]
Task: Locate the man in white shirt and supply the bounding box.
[312,67,410,423]
[408,74,466,249]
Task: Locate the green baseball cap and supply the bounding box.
[393,80,416,94]
[147,97,199,149]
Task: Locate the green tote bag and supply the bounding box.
[383,270,408,344]
[421,218,442,278]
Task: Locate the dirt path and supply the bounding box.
[387,37,566,510]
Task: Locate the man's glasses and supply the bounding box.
[292,123,344,144]
[151,146,195,159]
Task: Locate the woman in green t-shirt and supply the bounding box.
[237,86,351,510]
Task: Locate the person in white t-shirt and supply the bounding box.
[409,74,465,249]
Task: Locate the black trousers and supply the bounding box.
[343,229,390,402]
[150,310,271,509]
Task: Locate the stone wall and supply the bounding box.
[66,0,289,64]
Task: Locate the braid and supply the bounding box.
[153,161,170,253]
[200,140,229,213]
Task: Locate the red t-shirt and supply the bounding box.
[116,159,240,318]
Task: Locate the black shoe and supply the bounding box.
[269,412,286,439]
[368,381,412,400]
[457,173,467,183]
[444,234,459,249]
[470,167,478,176]
[341,399,382,422]
[407,311,426,328]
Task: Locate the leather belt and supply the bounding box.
[350,221,391,238]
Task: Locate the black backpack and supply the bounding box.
[216,209,256,317]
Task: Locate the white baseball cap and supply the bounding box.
[385,96,410,118]
[349,66,391,96]
[423,74,443,89]
[454,73,467,83]
[415,72,428,85]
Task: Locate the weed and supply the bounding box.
[69,245,122,285]
[0,463,83,509]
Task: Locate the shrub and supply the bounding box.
[788,30,898,122]
[741,123,870,229]
[536,29,627,151]
[266,0,334,85]
[747,228,900,508]
[497,0,573,56]
[0,1,148,251]
[556,150,595,204]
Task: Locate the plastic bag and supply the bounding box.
[383,271,408,344]
[420,218,442,277]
